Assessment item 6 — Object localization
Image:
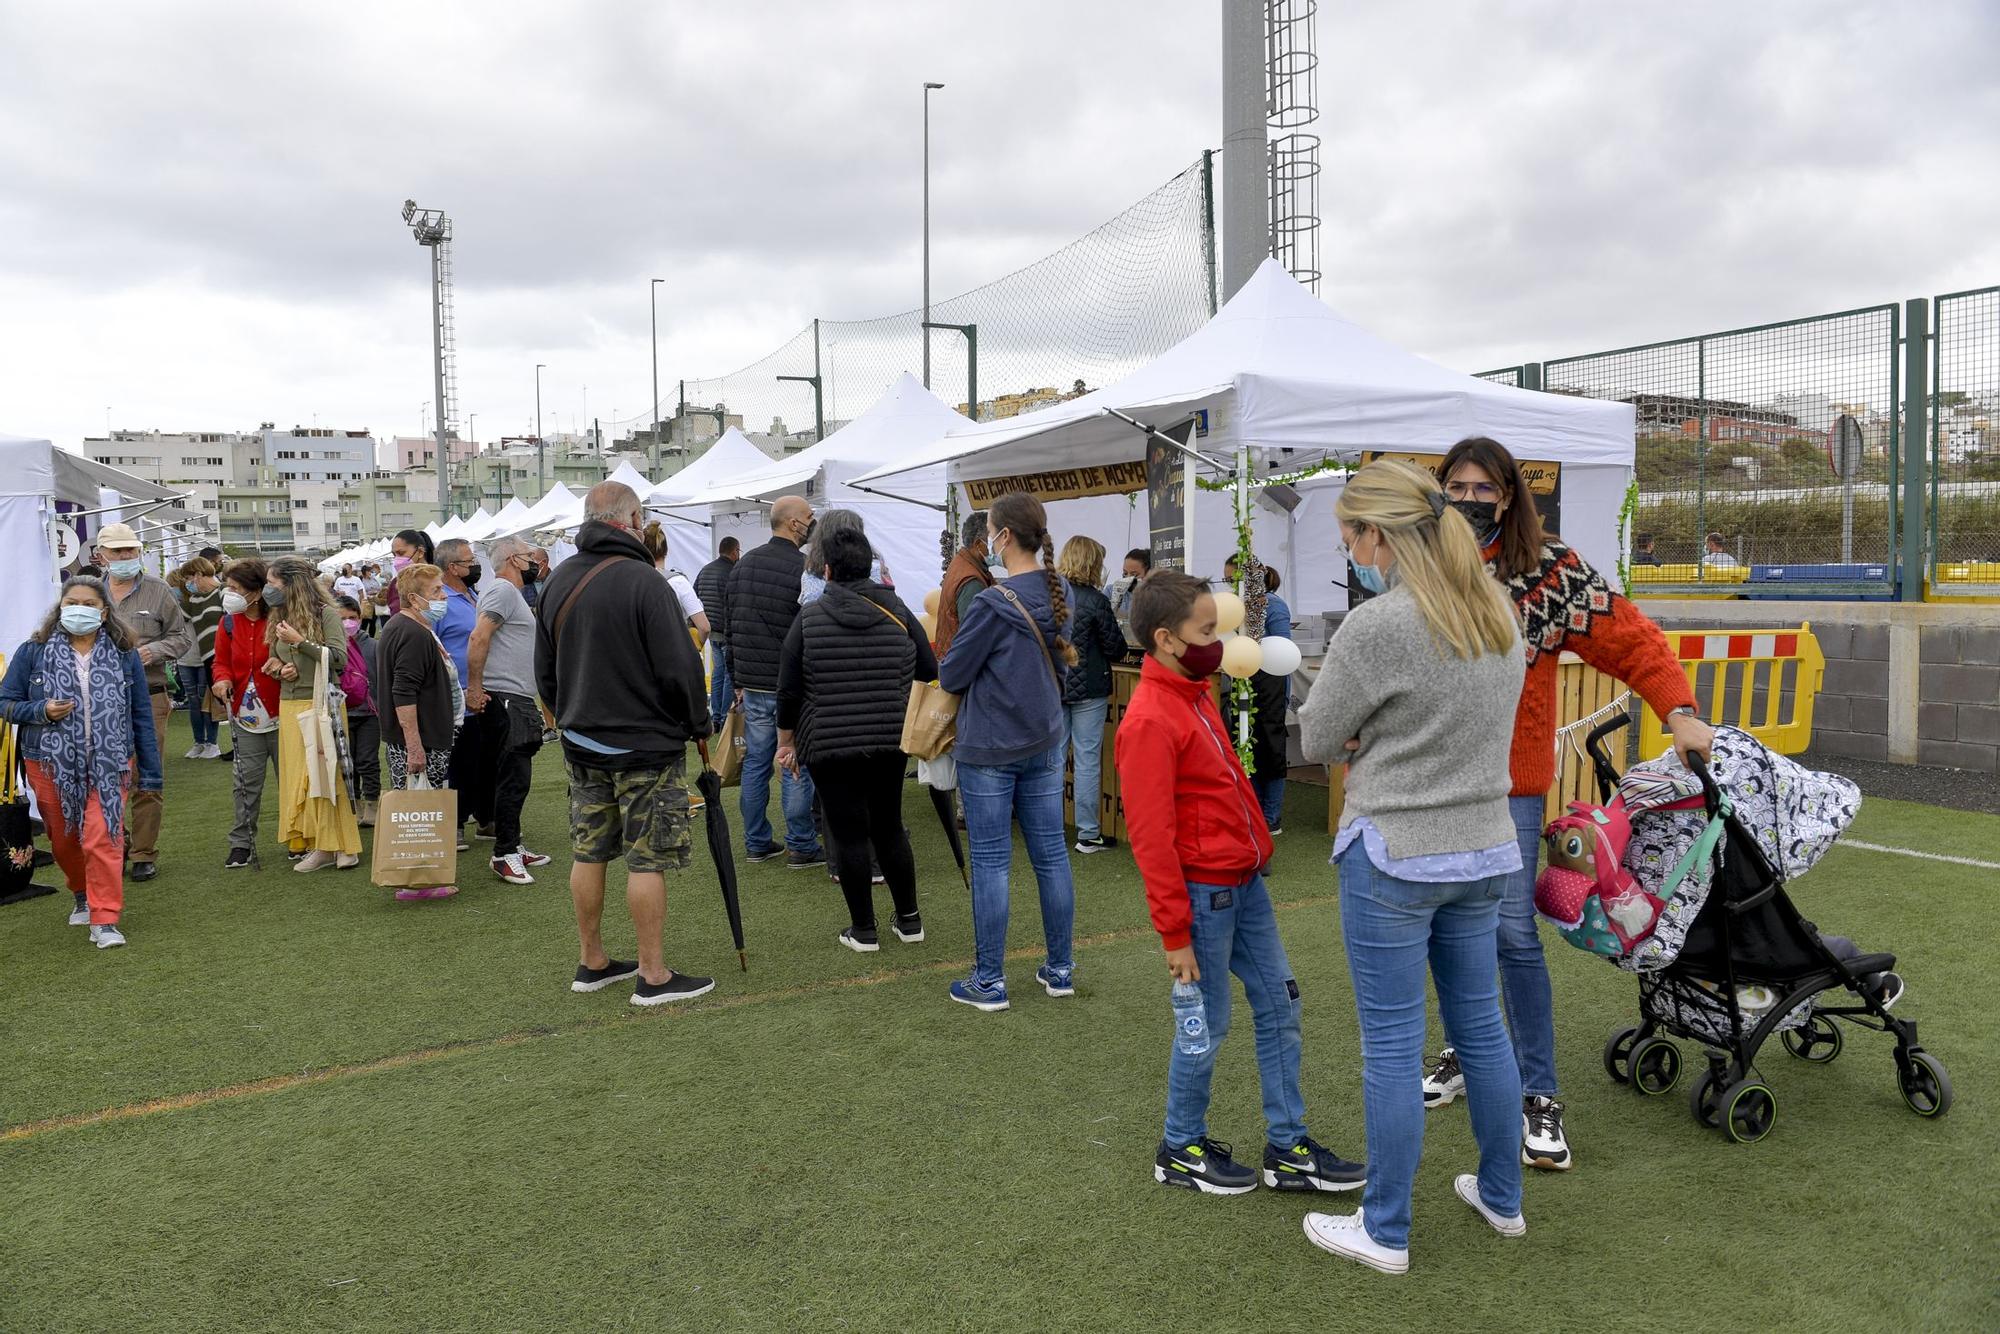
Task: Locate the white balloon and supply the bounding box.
[1259,636,1303,676]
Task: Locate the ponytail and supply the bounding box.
[989,491,1079,668]
[1336,460,1519,661]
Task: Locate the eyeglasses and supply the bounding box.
[1444,480,1502,501]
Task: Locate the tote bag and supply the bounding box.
[900,681,959,762]
[298,645,342,800]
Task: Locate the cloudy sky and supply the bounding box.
[2,0,1994,457]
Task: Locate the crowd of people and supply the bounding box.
[1,434,1718,1273]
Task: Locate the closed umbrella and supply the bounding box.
[696,740,747,970]
[926,784,969,891]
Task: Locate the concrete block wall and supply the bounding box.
[1642,599,2000,774]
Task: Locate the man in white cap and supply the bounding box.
[97,522,191,881]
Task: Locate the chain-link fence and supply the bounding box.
[1932,286,2000,593]
[1475,365,1525,388]
[1543,306,1901,591]
[604,156,1216,453]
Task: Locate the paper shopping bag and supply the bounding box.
[370,778,458,887]
[900,681,959,761]
[711,707,747,788]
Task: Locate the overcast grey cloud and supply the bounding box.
[1,0,1993,451]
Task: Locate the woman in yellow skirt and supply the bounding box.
[265,557,362,871]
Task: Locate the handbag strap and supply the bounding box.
[551,558,617,651]
[998,586,1062,688]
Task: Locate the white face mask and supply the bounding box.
[222,590,249,615]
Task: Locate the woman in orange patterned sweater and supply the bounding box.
[1417,437,1713,1175]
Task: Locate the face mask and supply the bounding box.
[519,562,539,586]
[461,567,480,589]
[1352,560,1389,595]
[263,584,288,608]
[1174,638,1227,679]
[392,555,412,572]
[108,558,143,580]
[60,605,104,635]
[986,536,1008,573]
[1450,499,1500,544]
[422,598,448,624]
[222,590,249,615]
[341,619,361,636]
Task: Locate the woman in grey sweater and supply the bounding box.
[1295,460,1528,1276]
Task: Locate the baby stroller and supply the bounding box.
[1565,717,1952,1144]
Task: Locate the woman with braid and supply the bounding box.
[937,491,1081,1012]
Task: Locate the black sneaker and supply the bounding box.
[224,848,254,870]
[1074,836,1110,854]
[1422,1046,1465,1109]
[787,849,827,871]
[571,958,641,993]
[129,861,158,882]
[838,926,880,953]
[1263,1137,1366,1192]
[1154,1137,1258,1195]
[1521,1096,1572,1172]
[745,845,785,863]
[892,913,925,943]
[632,971,716,1006]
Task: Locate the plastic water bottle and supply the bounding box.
[1172,979,1210,1056]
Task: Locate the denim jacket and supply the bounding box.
[0,639,165,791]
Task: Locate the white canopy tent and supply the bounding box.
[455,506,499,541]
[675,376,970,605]
[489,482,581,540]
[856,259,1638,619]
[645,427,783,505]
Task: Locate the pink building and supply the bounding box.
[391,434,479,471]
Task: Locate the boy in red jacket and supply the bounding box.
[1116,570,1365,1196]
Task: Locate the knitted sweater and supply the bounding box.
[1495,538,1695,798]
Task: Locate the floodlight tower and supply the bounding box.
[402,199,458,521]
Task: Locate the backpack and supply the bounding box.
[338,635,369,709]
[1533,769,1705,960]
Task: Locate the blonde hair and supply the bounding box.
[1337,460,1519,661]
[396,562,443,607]
[1057,535,1105,590]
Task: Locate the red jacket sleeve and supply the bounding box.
[1568,593,1696,719]
[1115,710,1194,950]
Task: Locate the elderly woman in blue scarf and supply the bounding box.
[0,576,161,949]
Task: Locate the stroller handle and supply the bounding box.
[1686,750,1724,817]
[1584,714,1631,795]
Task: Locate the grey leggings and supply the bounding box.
[229,726,282,853]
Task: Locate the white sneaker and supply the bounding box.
[1521,1096,1573,1171]
[89,924,127,949]
[1454,1173,1527,1236]
[201,744,224,760]
[293,850,338,874]
[1422,1046,1465,1109]
[492,853,534,885]
[67,897,90,927]
[1302,1209,1408,1275]
[184,744,205,759]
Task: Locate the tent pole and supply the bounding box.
[1236,441,1252,751]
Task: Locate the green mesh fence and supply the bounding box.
[1543,305,1902,589]
[1931,287,2000,593]
[607,157,1215,449]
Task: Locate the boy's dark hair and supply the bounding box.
[719,536,741,557]
[1125,547,1153,571]
[824,525,875,582]
[1131,570,1208,652]
[336,594,362,615]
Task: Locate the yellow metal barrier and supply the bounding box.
[1638,624,1825,760]
[1629,562,1749,599]
[1930,563,2000,604]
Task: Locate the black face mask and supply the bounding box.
[1450,499,1500,541]
[462,566,481,589]
[519,562,539,586]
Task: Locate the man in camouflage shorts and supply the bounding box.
[534,481,716,1007]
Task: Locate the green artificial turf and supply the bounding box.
[2,732,1994,1331]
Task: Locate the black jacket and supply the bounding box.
[725,535,805,692]
[534,521,710,759]
[695,555,736,645]
[777,580,937,764]
[1062,582,1127,703]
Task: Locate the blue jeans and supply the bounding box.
[1163,872,1307,1150]
[738,689,820,855]
[1494,794,1558,1097]
[960,744,1076,988]
[1256,776,1285,829]
[1063,696,1110,841]
[1339,841,1522,1250]
[708,644,733,730]
[182,663,217,746]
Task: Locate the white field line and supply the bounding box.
[1837,839,2000,872]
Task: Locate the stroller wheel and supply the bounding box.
[1782,1014,1843,1064]
[1630,1037,1682,1097]
[1689,1068,1726,1129]
[1720,1080,1778,1144]
[1603,1026,1642,1084]
[1896,1050,1953,1119]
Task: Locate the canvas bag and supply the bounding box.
[712,707,748,787]
[370,775,458,887]
[0,717,34,899]
[298,644,342,800]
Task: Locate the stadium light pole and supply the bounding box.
[535,363,546,496]
[923,81,944,390]
[401,198,453,522]
[650,277,665,476]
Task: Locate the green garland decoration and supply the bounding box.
[1615,474,1639,589]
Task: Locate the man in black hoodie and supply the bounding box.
[726,495,824,868]
[534,481,714,1006]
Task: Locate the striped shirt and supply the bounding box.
[181,589,224,666]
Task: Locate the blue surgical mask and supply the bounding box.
[60,605,104,635]
[422,598,448,624]
[1352,560,1389,596]
[108,558,143,580]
